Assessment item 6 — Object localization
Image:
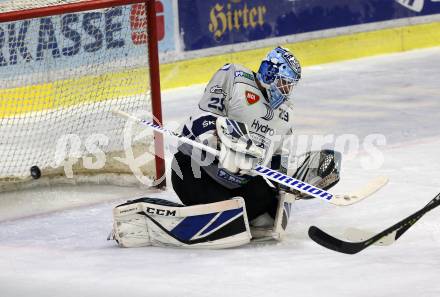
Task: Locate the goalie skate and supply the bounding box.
[250,192,295,241]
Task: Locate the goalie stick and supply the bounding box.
[308,192,440,254]
[113,109,387,206]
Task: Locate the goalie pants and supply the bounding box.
[171,151,278,221]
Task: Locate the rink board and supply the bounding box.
[160,21,440,89]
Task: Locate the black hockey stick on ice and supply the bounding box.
[308,192,440,254]
[342,193,440,246]
[113,109,387,206]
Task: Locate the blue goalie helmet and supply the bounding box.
[257,46,301,109]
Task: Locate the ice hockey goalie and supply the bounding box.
[110,46,341,248]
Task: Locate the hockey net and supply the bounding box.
[0,0,165,192]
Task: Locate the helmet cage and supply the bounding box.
[268,72,299,109]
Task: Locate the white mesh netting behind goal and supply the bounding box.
[0,0,161,191]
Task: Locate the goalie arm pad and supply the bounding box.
[178,112,219,160]
[216,117,265,174]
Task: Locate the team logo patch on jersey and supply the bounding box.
[245,91,260,105]
[235,71,255,81]
[261,103,274,121]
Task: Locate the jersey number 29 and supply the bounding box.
[208,97,225,112]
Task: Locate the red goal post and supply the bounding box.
[0,0,165,190]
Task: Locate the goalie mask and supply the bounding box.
[257,46,301,109]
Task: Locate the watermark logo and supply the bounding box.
[51,111,168,187]
[51,113,388,188]
[114,112,163,186]
[52,133,109,178]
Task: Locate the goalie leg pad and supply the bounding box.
[111,197,251,249]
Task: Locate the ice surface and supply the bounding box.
[1,47,440,297]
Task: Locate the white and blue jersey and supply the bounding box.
[178,63,294,189]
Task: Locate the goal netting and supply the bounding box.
[0,0,164,192]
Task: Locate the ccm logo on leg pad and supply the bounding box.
[144,207,177,216]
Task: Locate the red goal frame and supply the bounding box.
[0,0,166,186]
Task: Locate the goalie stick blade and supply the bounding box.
[332,176,389,206]
[309,192,440,254]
